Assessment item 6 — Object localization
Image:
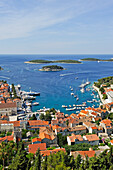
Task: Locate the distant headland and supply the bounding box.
[39,65,65,71]
[80,58,113,62]
[24,59,82,64]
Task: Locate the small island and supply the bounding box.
[80,58,113,62]
[39,65,65,71]
[25,59,82,64]
[0,66,3,70]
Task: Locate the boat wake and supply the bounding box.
[0,76,10,79]
[60,73,75,76]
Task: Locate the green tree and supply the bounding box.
[33,149,41,170]
[8,150,28,170]
[84,155,89,169]
[44,113,52,121]
[39,114,45,120]
[75,154,81,169]
[30,114,37,120]
[66,119,69,127]
[103,94,108,99]
[41,155,47,170]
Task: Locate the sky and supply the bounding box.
[0,0,113,54]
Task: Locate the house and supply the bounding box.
[80,110,89,116]
[28,143,46,154]
[106,90,113,103]
[39,132,57,147]
[83,134,99,145]
[55,112,64,119]
[89,126,98,134]
[67,134,83,145]
[39,127,57,147]
[0,102,17,116]
[70,148,95,160]
[51,119,58,126]
[68,125,87,135]
[83,122,96,133]
[67,134,99,146]
[40,148,66,158]
[100,119,113,135]
[13,98,22,108]
[70,113,79,119]
[32,137,42,144]
[27,120,49,130]
[68,118,79,128]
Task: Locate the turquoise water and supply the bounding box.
[0,54,113,114]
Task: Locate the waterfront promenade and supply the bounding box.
[93,84,106,105]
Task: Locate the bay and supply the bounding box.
[0,54,113,114]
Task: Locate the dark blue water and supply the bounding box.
[0,54,113,114]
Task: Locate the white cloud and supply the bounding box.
[0,0,113,40]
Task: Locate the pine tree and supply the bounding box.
[33,149,41,170]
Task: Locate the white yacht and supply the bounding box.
[80,87,85,93]
[62,105,67,108]
[86,78,90,85]
[76,97,79,101]
[66,107,76,111]
[32,102,39,106]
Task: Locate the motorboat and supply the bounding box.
[32,102,39,106]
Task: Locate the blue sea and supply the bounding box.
[0,54,113,114]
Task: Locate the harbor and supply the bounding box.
[0,54,112,114]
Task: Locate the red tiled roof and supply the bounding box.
[80,110,89,114]
[28,120,49,126]
[52,125,60,131]
[77,150,95,158]
[91,112,97,116]
[32,138,41,143]
[40,148,66,157]
[85,134,99,141]
[9,121,20,127]
[29,143,46,154]
[101,119,112,125]
[91,127,97,130]
[0,102,17,109]
[0,135,14,143]
[68,134,83,142]
[110,140,113,144]
[39,132,56,140]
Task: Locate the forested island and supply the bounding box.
[81,58,113,62]
[39,65,65,71]
[25,59,82,64]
